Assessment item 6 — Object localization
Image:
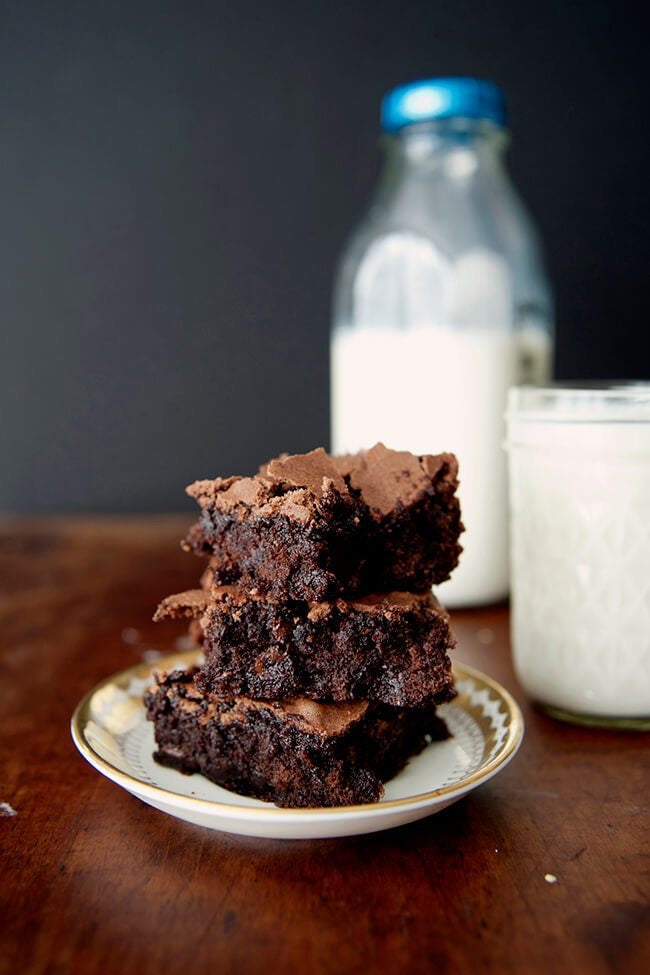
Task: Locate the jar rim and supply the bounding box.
[507,382,650,424]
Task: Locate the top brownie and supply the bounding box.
[183,443,462,602]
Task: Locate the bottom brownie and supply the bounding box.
[144,668,450,808]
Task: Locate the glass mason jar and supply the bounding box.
[331,78,554,607]
[506,384,650,728]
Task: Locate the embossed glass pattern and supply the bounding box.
[506,383,650,723]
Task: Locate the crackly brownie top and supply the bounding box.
[154,586,444,624]
[187,443,458,524]
[264,450,346,496]
[305,589,443,621]
[186,447,349,525]
[153,588,209,621]
[333,443,459,518]
[150,668,369,737]
[344,589,442,614]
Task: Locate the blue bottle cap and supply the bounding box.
[381,77,506,133]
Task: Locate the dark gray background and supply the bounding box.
[1,1,648,512]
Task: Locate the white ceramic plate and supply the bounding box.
[71,651,523,839]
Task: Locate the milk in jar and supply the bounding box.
[506,384,650,724]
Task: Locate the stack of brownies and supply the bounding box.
[145,443,463,808]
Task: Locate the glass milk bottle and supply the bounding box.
[331,77,554,607]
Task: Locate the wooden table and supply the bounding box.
[1,517,648,975]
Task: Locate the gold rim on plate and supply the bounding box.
[71,650,524,817]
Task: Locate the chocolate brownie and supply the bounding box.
[145,667,449,808]
[334,444,463,594]
[154,587,456,707]
[183,443,462,601]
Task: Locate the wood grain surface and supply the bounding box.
[1,517,648,975]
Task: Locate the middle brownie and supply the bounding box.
[154,587,456,708]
